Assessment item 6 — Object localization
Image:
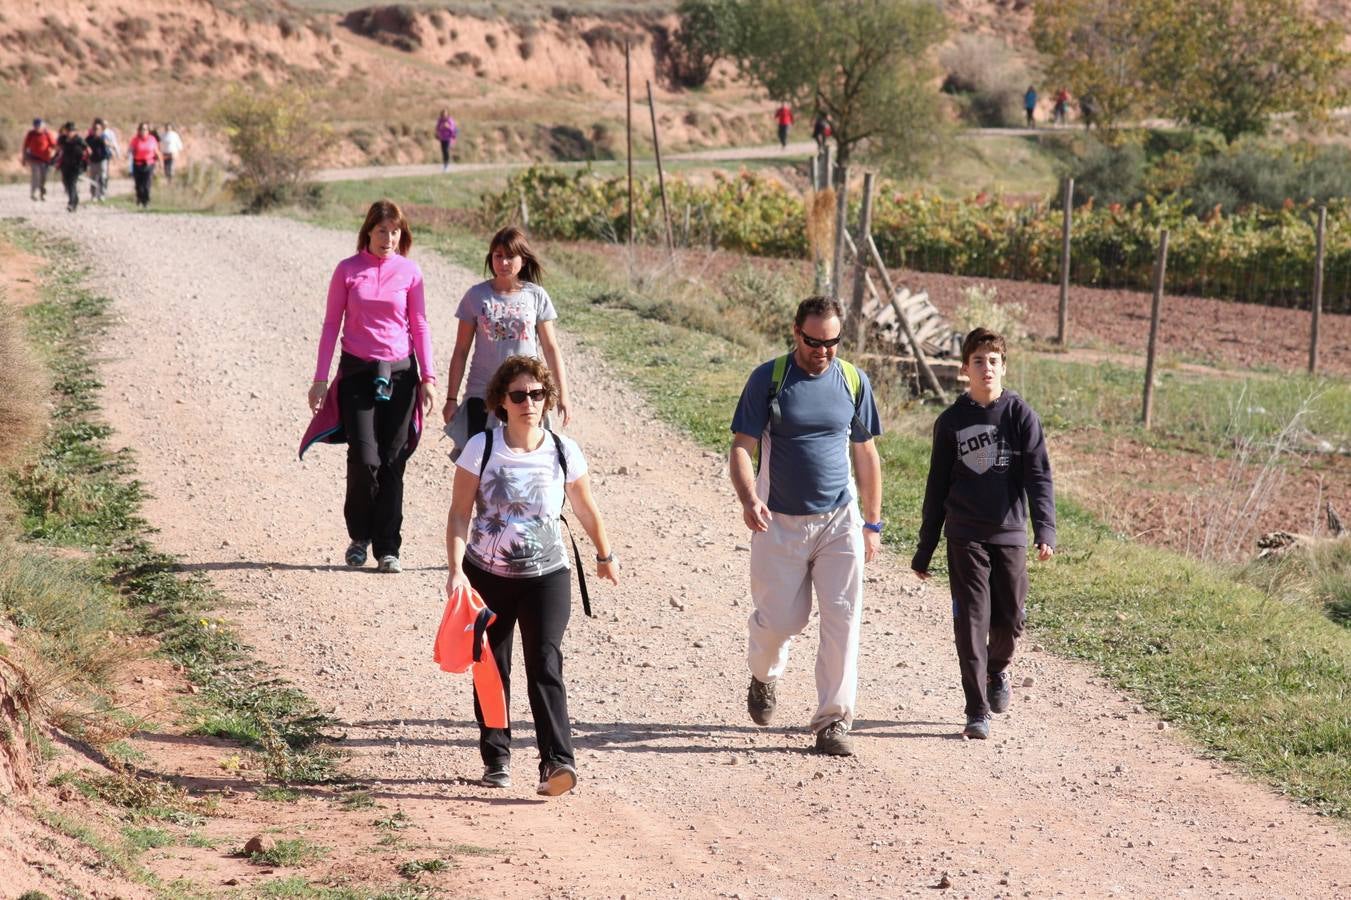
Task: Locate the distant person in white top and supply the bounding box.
[160,124,183,181]
[442,226,571,457]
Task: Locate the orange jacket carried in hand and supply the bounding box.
[433,585,507,728]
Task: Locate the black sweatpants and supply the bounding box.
[338,355,418,559]
[465,560,574,777]
[132,162,153,206]
[439,139,451,166]
[61,169,80,210]
[947,539,1027,718]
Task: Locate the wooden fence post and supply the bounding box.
[1310,205,1326,375]
[1057,177,1074,345]
[625,42,634,249]
[865,234,948,403]
[646,80,674,254]
[1142,228,1169,428]
[830,164,849,299]
[849,172,875,352]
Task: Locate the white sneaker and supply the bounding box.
[377,555,401,574]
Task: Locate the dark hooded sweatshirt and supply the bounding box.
[911,389,1056,573]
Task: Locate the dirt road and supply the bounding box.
[6,189,1350,898]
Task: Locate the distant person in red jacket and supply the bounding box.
[774,102,794,148]
[127,121,160,208]
[22,118,57,202]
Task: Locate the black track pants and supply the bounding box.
[132,162,153,206]
[466,561,574,777]
[338,358,417,558]
[947,539,1027,718]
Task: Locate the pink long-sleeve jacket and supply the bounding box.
[313,251,437,383]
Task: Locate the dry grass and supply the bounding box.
[0,304,47,473]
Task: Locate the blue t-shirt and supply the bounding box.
[731,355,882,516]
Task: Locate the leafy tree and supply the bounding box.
[1033,0,1349,141]
[672,0,739,88]
[1151,0,1349,141]
[1031,0,1169,131]
[718,0,947,168]
[211,85,331,212]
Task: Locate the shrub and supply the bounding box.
[952,284,1028,346]
[939,35,1031,128]
[1066,137,1148,208]
[210,86,331,212]
[718,264,805,344]
[1183,139,1351,216]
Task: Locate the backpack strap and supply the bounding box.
[477,428,594,619]
[477,428,494,479]
[837,358,868,437]
[767,353,791,428]
[550,430,594,619]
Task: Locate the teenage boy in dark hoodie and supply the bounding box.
[911,327,1056,740]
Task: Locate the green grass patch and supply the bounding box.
[2,222,348,783]
[122,825,174,852]
[338,789,377,811]
[35,806,155,886]
[396,858,448,878]
[257,785,303,803]
[256,875,437,900]
[248,838,329,867]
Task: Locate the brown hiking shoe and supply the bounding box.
[747,677,775,726]
[814,721,854,756]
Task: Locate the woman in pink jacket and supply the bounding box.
[308,199,438,573]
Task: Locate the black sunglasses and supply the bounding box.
[507,388,549,404]
[800,333,842,349]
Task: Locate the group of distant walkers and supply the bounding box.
[1024,86,1093,129]
[773,88,1095,141]
[301,188,1057,795]
[21,117,184,211]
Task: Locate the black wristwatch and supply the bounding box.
[596,551,615,563]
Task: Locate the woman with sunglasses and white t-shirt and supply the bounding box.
[445,355,618,797]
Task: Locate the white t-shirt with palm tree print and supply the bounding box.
[456,427,587,578]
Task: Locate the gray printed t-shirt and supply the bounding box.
[455,280,557,398]
[455,427,587,578]
[731,355,882,516]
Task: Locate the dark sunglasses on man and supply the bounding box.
[800,333,842,349]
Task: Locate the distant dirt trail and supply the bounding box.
[6,188,1350,898]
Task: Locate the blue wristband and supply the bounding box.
[862,521,884,534]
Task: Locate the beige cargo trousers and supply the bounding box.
[747,499,864,733]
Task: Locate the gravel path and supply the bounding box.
[6,188,1349,898]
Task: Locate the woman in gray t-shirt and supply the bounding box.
[442,226,571,450]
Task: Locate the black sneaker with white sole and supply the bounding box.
[345,540,368,567]
[963,715,990,740]
[480,763,511,788]
[537,762,578,796]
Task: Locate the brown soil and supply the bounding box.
[3,186,1351,897]
[903,269,1351,377]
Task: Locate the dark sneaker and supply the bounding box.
[814,720,854,756]
[377,555,402,574]
[480,764,510,788]
[747,677,775,726]
[963,715,990,740]
[537,762,578,797]
[344,540,368,567]
[988,671,1012,714]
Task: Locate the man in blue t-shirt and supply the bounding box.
[729,297,884,757]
